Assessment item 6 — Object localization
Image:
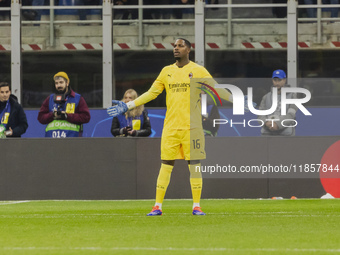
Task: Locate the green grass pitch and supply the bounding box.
[0,199,339,255]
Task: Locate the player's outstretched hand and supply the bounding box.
[107,100,128,117]
[244,96,257,112]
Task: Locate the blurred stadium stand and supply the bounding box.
[1,0,340,108]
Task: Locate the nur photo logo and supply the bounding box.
[196,80,312,129]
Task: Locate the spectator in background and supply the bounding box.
[154,0,172,20]
[114,0,138,21]
[173,0,194,20]
[0,82,28,138]
[76,0,102,21]
[143,0,171,21]
[1,0,39,21]
[32,0,49,23]
[22,0,38,21]
[32,0,102,23]
[38,71,90,138]
[258,69,297,136]
[322,0,339,19]
[111,89,151,137]
[144,0,195,21]
[0,0,10,21]
[272,0,287,18]
[304,0,317,18]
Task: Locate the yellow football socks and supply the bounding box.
[189,163,202,204]
[155,163,174,204]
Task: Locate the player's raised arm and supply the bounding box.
[198,77,233,103]
[107,82,164,117]
[199,77,256,112]
[133,82,164,108]
[213,83,233,103]
[215,84,256,111]
[194,66,233,104]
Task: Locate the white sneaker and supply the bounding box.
[321,193,334,199]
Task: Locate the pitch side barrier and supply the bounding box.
[0,136,334,200]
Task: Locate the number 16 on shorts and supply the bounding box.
[190,129,206,160]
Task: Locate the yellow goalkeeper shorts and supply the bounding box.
[161,128,206,161]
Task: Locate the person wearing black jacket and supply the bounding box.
[0,82,28,137]
[111,89,151,137]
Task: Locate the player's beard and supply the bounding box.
[174,52,181,61]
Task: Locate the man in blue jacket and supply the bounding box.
[0,82,28,137]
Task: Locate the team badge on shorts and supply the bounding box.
[189,72,193,78]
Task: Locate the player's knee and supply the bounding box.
[188,160,200,165]
[162,160,175,166]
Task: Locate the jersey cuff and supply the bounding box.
[127,101,136,110]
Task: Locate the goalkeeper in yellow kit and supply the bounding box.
[107,38,234,216]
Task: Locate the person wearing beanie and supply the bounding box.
[38,71,91,137]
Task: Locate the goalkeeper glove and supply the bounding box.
[107,100,128,117]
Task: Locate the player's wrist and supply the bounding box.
[126,101,136,110]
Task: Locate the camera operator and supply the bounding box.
[38,72,91,138]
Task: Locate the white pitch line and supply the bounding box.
[0,212,338,218]
[0,201,30,206]
[2,247,340,253]
[0,198,326,202]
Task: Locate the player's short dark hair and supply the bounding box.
[177,38,191,49]
[0,82,11,91]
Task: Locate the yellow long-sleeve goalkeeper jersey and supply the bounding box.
[134,61,232,130]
